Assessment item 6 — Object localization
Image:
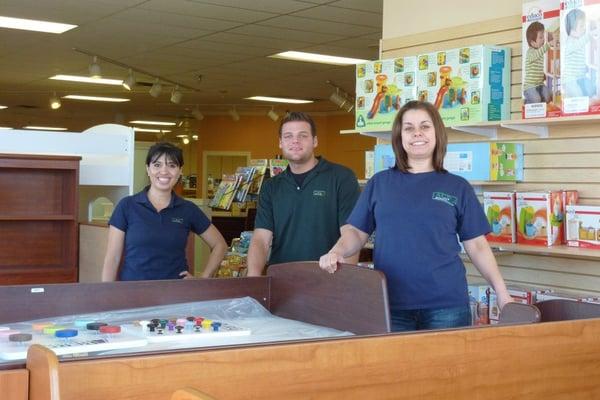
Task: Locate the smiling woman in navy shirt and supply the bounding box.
[319,101,513,332]
[101,142,227,281]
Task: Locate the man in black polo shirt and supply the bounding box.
[247,111,360,276]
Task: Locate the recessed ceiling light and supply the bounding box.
[50,75,123,85]
[132,127,171,133]
[0,16,77,34]
[270,51,368,66]
[23,126,68,131]
[129,120,176,126]
[246,96,313,104]
[63,95,130,102]
[0,105,7,109]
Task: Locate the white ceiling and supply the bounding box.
[0,0,382,132]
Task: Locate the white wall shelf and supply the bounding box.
[346,114,600,141]
[493,243,600,261]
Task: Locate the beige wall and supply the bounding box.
[382,0,521,39]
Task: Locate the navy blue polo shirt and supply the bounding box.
[348,168,490,311]
[109,189,211,281]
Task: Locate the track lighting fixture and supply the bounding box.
[329,88,354,112]
[122,69,135,91]
[49,92,61,110]
[192,134,199,141]
[182,137,190,145]
[191,106,204,121]
[149,79,162,98]
[228,107,240,122]
[267,107,279,121]
[170,85,182,104]
[326,80,355,113]
[89,56,101,79]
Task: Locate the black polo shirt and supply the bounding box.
[109,189,211,280]
[254,157,360,265]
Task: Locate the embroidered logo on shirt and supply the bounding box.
[171,217,184,224]
[432,192,457,206]
[313,190,326,197]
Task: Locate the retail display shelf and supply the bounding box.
[0,214,76,221]
[493,243,600,260]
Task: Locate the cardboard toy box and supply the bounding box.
[561,190,579,243]
[373,144,396,174]
[355,57,417,131]
[468,284,490,325]
[565,204,600,249]
[516,191,564,246]
[483,191,517,243]
[416,45,511,126]
[560,0,600,115]
[522,0,562,118]
[365,150,375,179]
[444,142,524,181]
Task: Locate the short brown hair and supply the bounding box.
[526,21,545,45]
[391,100,447,173]
[278,111,316,137]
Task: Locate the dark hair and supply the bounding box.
[145,141,184,167]
[391,100,447,173]
[526,21,545,45]
[278,111,317,137]
[566,8,585,35]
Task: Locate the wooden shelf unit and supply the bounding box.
[0,154,81,285]
[493,243,600,260]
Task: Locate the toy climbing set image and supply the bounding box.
[415,45,511,126]
[522,0,561,118]
[560,0,600,115]
[355,57,417,130]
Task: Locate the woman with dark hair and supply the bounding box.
[102,142,227,281]
[319,101,512,331]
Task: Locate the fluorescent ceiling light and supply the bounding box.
[270,51,368,66]
[63,95,130,102]
[0,126,13,130]
[0,16,77,34]
[50,75,123,85]
[246,96,313,104]
[129,120,176,126]
[132,127,171,133]
[0,105,7,109]
[23,126,68,131]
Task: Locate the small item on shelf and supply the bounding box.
[565,205,600,249]
[209,174,242,210]
[216,252,247,278]
[444,142,524,182]
[516,191,564,247]
[484,191,516,243]
[522,0,562,119]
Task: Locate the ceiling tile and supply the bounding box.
[140,0,278,23]
[258,15,379,36]
[291,5,382,28]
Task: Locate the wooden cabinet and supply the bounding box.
[0,154,80,284]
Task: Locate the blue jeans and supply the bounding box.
[390,306,471,332]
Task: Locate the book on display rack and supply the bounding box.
[209,174,242,210]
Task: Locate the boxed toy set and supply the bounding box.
[444,142,524,181]
[373,144,396,174]
[516,191,564,246]
[355,57,417,131]
[560,0,600,115]
[565,204,600,248]
[522,0,562,118]
[468,284,490,325]
[483,191,517,243]
[416,45,511,126]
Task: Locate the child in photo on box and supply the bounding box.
[563,8,596,98]
[523,21,557,104]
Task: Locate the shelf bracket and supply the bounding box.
[450,125,498,139]
[501,123,549,138]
